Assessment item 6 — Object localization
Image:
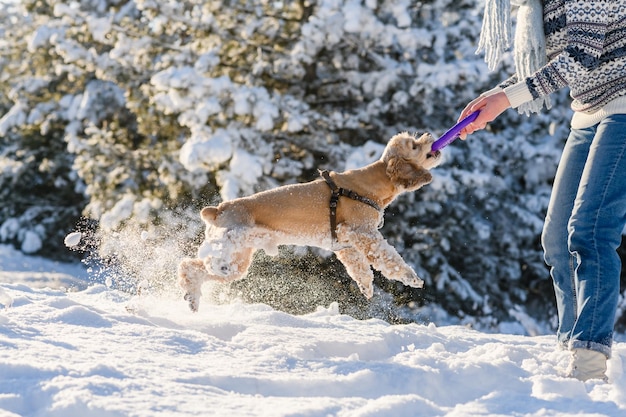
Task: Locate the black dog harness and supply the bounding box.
[319,169,381,242]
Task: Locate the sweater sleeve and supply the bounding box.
[504,0,613,107]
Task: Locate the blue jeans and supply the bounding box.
[542,114,626,358]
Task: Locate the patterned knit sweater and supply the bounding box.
[501,0,626,127]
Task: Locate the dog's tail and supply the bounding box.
[200,206,219,224]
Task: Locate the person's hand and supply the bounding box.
[458,91,511,139]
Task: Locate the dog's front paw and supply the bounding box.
[410,277,425,289]
[402,269,424,289]
[357,281,374,299]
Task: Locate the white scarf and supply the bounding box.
[476,0,551,115]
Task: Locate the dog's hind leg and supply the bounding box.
[340,227,424,290]
[335,247,375,299]
[177,258,209,312]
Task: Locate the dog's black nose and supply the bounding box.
[427,150,440,158]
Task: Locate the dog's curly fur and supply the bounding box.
[178,132,442,311]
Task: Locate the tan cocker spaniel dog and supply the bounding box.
[178,132,442,311]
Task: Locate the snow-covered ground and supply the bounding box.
[1,243,625,417]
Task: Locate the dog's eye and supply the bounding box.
[412,142,420,150]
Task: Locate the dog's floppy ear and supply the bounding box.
[386,157,433,190]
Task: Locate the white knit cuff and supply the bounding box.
[503,82,534,109]
[482,86,504,97]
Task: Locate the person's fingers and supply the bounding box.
[458,101,481,121]
[458,90,510,140]
[459,116,488,140]
[459,124,477,140]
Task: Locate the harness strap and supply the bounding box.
[319,169,381,242]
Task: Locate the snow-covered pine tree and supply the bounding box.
[1,0,621,331]
[0,1,88,259]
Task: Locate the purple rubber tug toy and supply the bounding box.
[428,110,480,156]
